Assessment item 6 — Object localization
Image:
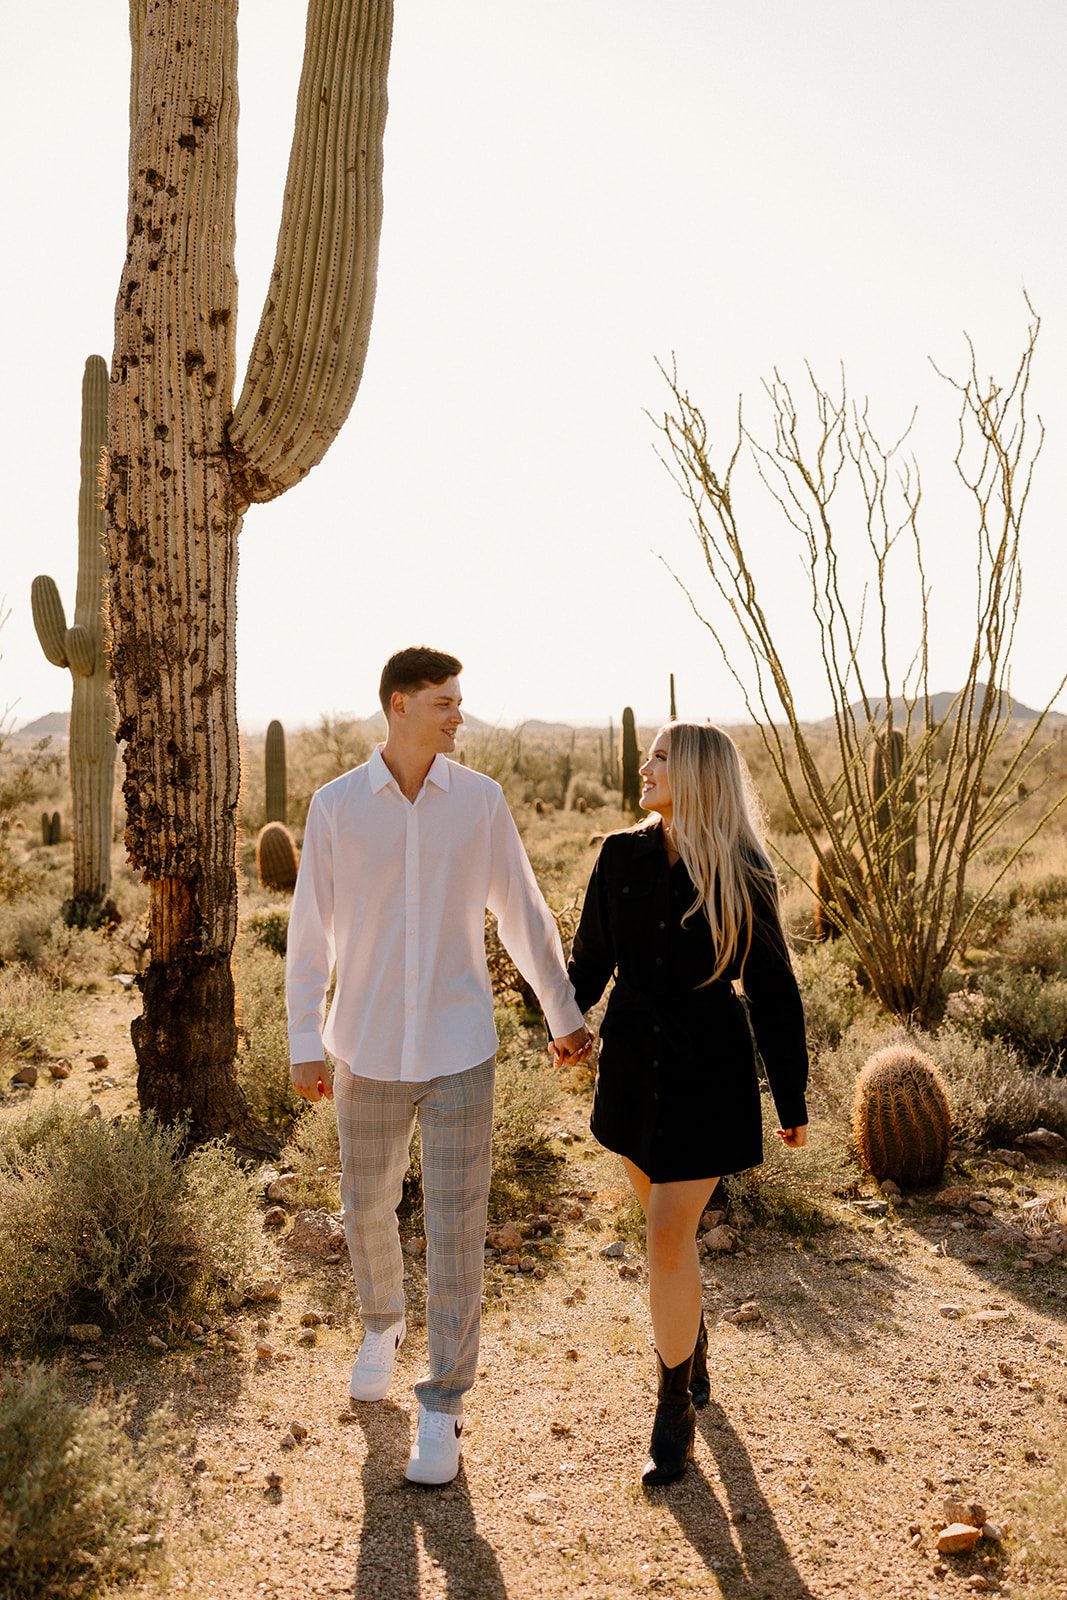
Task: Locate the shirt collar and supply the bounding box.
[368,745,453,796]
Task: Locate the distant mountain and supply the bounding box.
[17,711,69,736]
[818,687,1065,730]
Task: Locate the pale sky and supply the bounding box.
[2,1,1064,734]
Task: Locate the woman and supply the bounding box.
[559,722,808,1486]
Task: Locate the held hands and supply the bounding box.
[776,1125,808,1149]
[291,1060,335,1102]
[548,1026,593,1070]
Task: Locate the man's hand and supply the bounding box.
[776,1125,807,1148]
[548,1026,593,1069]
[291,1060,334,1102]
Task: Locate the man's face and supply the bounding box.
[394,675,464,753]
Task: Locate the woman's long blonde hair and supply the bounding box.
[662,722,781,982]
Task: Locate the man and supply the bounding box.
[287,646,590,1485]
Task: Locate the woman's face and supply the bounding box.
[639,730,672,820]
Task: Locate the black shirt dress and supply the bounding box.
[568,822,809,1183]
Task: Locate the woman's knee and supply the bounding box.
[645,1210,697,1271]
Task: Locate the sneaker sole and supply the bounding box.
[404,1457,461,1486]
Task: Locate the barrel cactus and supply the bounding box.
[31,355,116,919]
[264,720,288,825]
[257,823,299,893]
[853,1044,952,1186]
[621,707,640,815]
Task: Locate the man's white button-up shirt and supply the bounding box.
[286,746,584,1081]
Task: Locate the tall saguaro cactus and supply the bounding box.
[31,355,116,920]
[621,707,641,815]
[264,721,288,825]
[107,0,392,1149]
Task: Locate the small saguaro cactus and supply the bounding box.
[852,1043,952,1187]
[620,707,640,815]
[812,839,865,941]
[257,822,299,893]
[869,728,918,887]
[41,812,62,847]
[669,673,677,721]
[264,720,288,825]
[31,355,116,918]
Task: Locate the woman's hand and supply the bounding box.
[548,1027,593,1069]
[776,1124,807,1148]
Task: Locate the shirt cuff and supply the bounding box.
[289,1031,326,1066]
[543,997,585,1040]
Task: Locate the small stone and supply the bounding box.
[83,1104,102,1120]
[49,1060,72,1079]
[288,1209,346,1257]
[192,1457,208,1473]
[244,1278,282,1302]
[617,1262,641,1279]
[599,1241,626,1258]
[585,1215,604,1232]
[854,1198,888,1216]
[564,1348,579,1361]
[965,1578,992,1592]
[223,1340,241,1353]
[910,1402,928,1416]
[486,1223,523,1252]
[879,1178,901,1197]
[936,1185,972,1209]
[403,1236,426,1256]
[970,1309,1012,1324]
[279,1433,297,1450]
[265,1471,283,1490]
[256,1342,277,1360]
[11,1065,38,1086]
[262,1206,287,1230]
[981,1521,1005,1543]
[300,1311,323,1327]
[969,1200,994,1215]
[146,1333,167,1350]
[701,1225,739,1253]
[84,1360,105,1372]
[519,1255,538,1272]
[87,1054,109,1069]
[68,1324,103,1343]
[576,1189,595,1201]
[939,1303,967,1319]
[1016,1128,1067,1163]
[532,1264,548,1280]
[725,1302,762,1325]
[942,1496,987,1529]
[289,1421,309,1440]
[267,1173,299,1201]
[937,1523,982,1555]
[297,1329,317,1346]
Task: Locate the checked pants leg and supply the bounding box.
[335,1059,496,1416]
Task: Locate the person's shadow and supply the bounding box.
[352,1404,507,1600]
[647,1400,817,1600]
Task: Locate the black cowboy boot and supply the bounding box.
[641,1351,696,1486]
[689,1315,710,1409]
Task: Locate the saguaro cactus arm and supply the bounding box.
[228,0,392,507]
[31,576,70,668]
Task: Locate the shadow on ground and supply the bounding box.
[352,1403,507,1600]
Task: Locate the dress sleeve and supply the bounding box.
[568,843,617,1015]
[739,878,809,1130]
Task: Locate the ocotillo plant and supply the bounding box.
[264,720,288,825]
[106,0,392,1149]
[31,355,116,921]
[621,707,641,815]
[869,728,918,889]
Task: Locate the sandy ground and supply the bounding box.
[9,986,1067,1600]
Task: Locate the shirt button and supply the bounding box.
[655,956,663,966]
[652,1060,659,1068]
[659,921,666,929]
[652,1025,660,1034]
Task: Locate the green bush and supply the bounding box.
[989,913,1067,978]
[726,1094,859,1233]
[795,942,868,1053]
[246,903,291,956]
[975,971,1067,1063]
[280,1097,341,1211]
[234,941,301,1128]
[928,1026,1067,1147]
[0,963,72,1070]
[0,1365,181,1600]
[0,1112,262,1347]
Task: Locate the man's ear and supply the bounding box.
[390,690,406,721]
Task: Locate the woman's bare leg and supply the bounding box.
[622,1157,717,1368]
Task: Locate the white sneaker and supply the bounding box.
[405,1403,464,1485]
[349,1318,406,1402]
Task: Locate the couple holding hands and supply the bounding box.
[287,648,808,1488]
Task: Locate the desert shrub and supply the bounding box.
[246,903,291,957]
[0,1113,262,1347]
[973,971,1067,1063]
[21,917,105,989]
[989,914,1067,978]
[1009,1448,1067,1600]
[928,1027,1067,1147]
[725,1094,858,1233]
[0,1364,181,1600]
[280,1097,342,1211]
[0,963,73,1069]
[233,941,300,1128]
[794,942,868,1053]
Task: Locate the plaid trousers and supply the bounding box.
[334,1057,495,1415]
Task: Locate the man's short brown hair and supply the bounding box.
[378,647,463,716]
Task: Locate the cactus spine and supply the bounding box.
[869,728,917,887]
[31,355,116,917]
[621,707,640,815]
[852,1044,952,1186]
[257,822,299,893]
[264,720,288,825]
[106,0,392,1147]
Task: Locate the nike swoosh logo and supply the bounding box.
[454,1421,463,1438]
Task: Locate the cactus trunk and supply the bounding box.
[621,707,640,815]
[264,720,288,825]
[106,0,391,1150]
